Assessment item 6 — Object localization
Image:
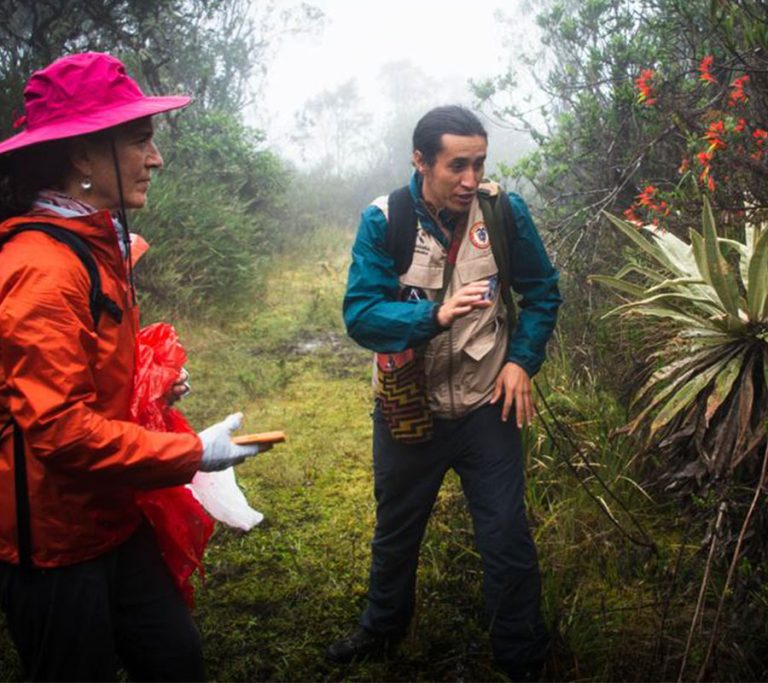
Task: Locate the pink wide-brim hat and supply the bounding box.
[0,51,191,156]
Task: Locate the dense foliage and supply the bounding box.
[477,0,768,465]
[0,0,322,317]
[478,1,768,677]
[475,0,768,274]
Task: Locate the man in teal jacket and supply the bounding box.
[329,106,561,679]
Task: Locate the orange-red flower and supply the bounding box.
[636,185,658,207]
[704,120,727,151]
[734,118,747,134]
[699,55,717,85]
[727,75,749,107]
[635,69,656,106]
[623,206,642,225]
[631,185,671,218]
[752,129,768,160]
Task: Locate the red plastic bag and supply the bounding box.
[130,322,213,607]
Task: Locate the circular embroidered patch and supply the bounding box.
[468,221,490,249]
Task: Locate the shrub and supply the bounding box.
[133,168,268,320]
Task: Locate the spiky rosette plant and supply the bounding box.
[592,197,768,487]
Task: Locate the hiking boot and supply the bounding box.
[325,626,398,664]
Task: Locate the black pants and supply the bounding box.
[361,402,549,666]
[0,523,204,682]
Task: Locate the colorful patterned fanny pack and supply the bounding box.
[375,348,433,444]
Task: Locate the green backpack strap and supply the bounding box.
[478,186,517,330]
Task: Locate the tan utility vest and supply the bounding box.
[372,183,508,419]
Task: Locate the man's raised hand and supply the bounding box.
[436,280,492,328]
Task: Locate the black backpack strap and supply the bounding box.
[0,417,30,568]
[386,186,419,275]
[0,225,124,569]
[0,223,122,327]
[478,188,517,327]
[11,419,31,569]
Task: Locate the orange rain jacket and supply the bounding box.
[0,211,203,568]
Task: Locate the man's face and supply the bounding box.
[414,133,487,214]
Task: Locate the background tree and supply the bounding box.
[0,0,323,317]
[474,0,768,273]
[291,79,373,179]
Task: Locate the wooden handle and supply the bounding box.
[231,430,286,446]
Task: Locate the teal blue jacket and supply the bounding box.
[343,173,561,377]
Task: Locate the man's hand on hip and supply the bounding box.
[490,362,533,427]
[436,280,492,328]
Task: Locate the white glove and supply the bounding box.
[198,412,260,472]
[166,367,191,406]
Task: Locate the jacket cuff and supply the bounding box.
[506,352,540,378]
[431,302,450,330]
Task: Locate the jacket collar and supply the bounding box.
[0,209,127,274]
[408,171,461,248]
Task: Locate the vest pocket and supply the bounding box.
[462,315,501,361]
[455,255,497,285]
[400,262,443,291]
[454,315,508,410]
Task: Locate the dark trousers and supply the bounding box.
[361,402,548,665]
[0,523,204,682]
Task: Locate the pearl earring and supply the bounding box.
[80,177,92,191]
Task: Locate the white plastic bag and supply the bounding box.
[188,467,263,531]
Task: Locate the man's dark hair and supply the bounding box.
[412,105,488,167]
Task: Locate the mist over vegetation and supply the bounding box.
[1,1,768,681]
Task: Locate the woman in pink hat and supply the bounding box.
[0,52,262,681]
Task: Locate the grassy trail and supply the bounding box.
[179,233,521,681]
[179,235,671,682]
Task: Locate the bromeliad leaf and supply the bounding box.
[614,305,713,329]
[746,227,768,321]
[608,293,719,319]
[704,354,742,425]
[631,346,728,409]
[650,353,734,433]
[589,275,647,299]
[644,277,707,293]
[629,343,738,428]
[701,196,742,320]
[645,227,698,277]
[602,213,670,270]
[614,263,665,283]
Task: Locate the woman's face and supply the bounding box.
[76,117,163,211]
